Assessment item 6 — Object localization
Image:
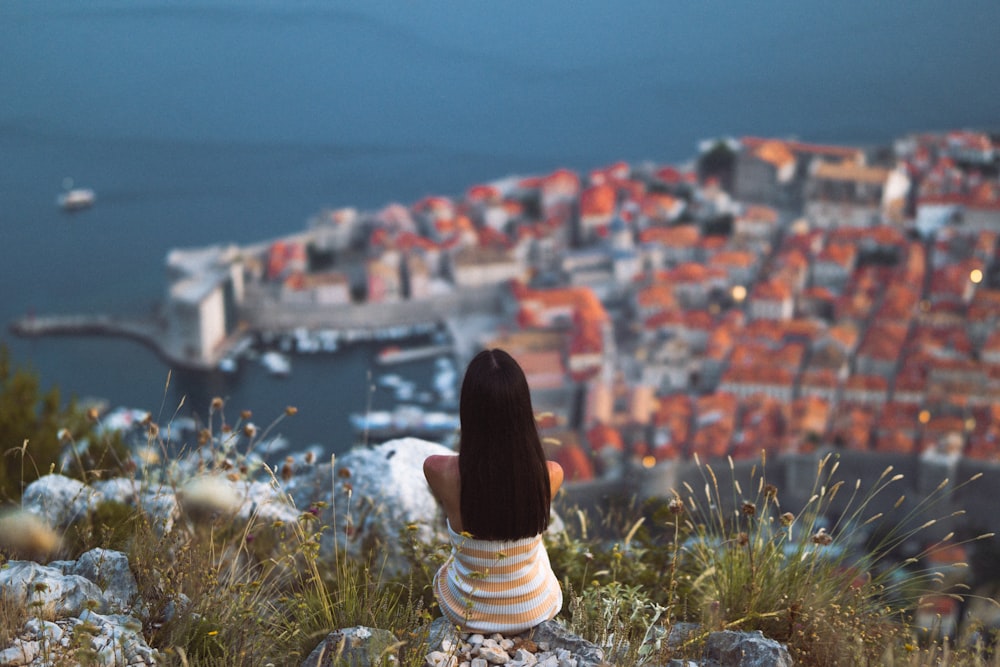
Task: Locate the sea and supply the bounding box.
[2,1,999,458]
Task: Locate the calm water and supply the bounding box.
[2,1,999,454]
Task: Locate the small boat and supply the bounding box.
[58,188,96,211]
[349,404,459,443]
[260,351,291,377]
[375,343,452,365]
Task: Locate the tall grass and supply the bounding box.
[548,451,1000,666]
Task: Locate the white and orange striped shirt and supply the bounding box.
[433,520,562,634]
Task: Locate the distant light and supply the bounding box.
[918,410,931,424]
[731,285,747,302]
[970,269,983,284]
[641,455,657,469]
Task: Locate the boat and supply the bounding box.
[349,404,459,443]
[260,351,291,377]
[58,187,96,211]
[375,343,452,365]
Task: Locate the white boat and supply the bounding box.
[349,405,459,442]
[375,343,452,365]
[260,351,291,377]
[58,188,96,211]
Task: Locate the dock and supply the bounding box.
[8,314,217,371]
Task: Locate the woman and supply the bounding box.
[423,348,564,634]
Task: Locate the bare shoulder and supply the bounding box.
[423,454,458,481]
[547,460,564,496]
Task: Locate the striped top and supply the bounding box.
[433,520,563,634]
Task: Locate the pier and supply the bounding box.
[8,313,218,371]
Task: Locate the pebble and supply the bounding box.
[426,629,590,667]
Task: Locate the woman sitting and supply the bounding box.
[423,348,564,634]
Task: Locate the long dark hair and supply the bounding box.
[458,348,551,540]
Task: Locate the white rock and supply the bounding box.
[512,647,538,665]
[0,561,103,617]
[20,474,96,528]
[471,658,488,667]
[23,617,63,643]
[477,644,510,664]
[426,650,458,667]
[319,439,453,573]
[500,638,514,651]
[468,634,485,646]
[0,639,40,666]
[71,549,141,616]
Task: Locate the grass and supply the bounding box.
[2,395,1000,666]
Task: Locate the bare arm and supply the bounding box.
[547,460,564,500]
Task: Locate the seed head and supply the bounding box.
[737,532,749,546]
[241,409,252,420]
[211,397,224,411]
[741,501,757,517]
[285,406,298,416]
[668,496,685,516]
[780,512,795,527]
[86,407,100,422]
[811,528,833,546]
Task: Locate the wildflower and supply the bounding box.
[243,424,256,438]
[338,467,352,478]
[86,407,100,422]
[285,405,298,416]
[211,397,224,411]
[304,450,316,465]
[780,512,795,526]
[241,409,252,420]
[668,496,685,516]
[281,462,294,481]
[811,528,833,546]
[741,501,756,517]
[736,532,749,546]
[764,483,778,500]
[198,428,212,446]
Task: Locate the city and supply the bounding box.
[134,128,1000,483]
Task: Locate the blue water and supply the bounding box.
[2,1,999,453]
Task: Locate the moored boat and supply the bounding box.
[375,343,452,365]
[58,188,96,211]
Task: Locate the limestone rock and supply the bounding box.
[0,560,104,617]
[70,548,142,617]
[300,626,399,667]
[702,630,793,667]
[525,621,605,667]
[293,438,452,573]
[20,474,96,529]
